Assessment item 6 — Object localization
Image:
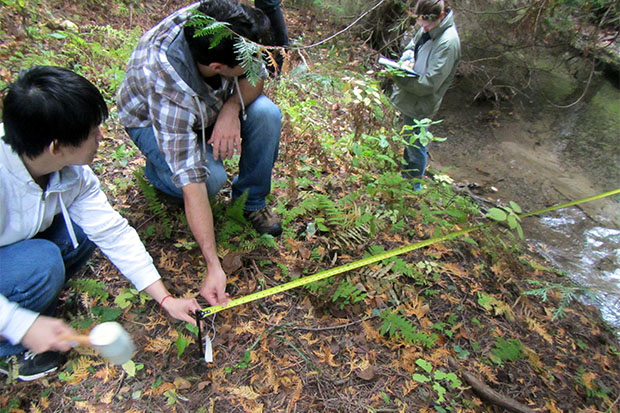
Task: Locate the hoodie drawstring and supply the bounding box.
[194,95,208,154]
[58,195,79,249]
[234,76,247,121]
[195,76,246,154]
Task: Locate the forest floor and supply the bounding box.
[1,1,619,413]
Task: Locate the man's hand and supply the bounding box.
[200,263,230,306]
[209,101,241,160]
[161,297,202,325]
[21,316,76,354]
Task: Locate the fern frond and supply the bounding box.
[332,280,367,309]
[234,38,263,86]
[68,279,110,301]
[187,11,233,48]
[379,310,438,348]
[133,169,172,238]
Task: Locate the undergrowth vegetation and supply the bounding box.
[0,1,619,412]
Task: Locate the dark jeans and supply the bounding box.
[255,0,289,47]
[401,115,429,191]
[0,214,95,356]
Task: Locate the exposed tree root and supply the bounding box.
[448,357,537,413]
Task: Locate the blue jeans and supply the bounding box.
[127,95,281,211]
[0,214,95,356]
[401,115,428,191]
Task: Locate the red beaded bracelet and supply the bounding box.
[160,294,173,306]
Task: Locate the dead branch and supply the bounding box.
[448,357,537,413]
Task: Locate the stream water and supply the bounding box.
[432,69,620,332]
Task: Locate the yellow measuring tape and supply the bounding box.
[198,188,620,318]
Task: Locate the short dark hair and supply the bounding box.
[415,0,450,21]
[184,0,272,67]
[2,66,108,158]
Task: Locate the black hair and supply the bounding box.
[184,0,272,67]
[2,66,108,158]
[415,0,450,21]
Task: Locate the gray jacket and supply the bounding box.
[390,11,461,120]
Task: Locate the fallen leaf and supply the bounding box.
[222,252,244,274]
[174,376,192,390]
[356,366,376,381]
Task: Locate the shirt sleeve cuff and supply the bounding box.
[131,265,162,292]
[2,306,39,345]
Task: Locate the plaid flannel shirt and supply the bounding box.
[117,3,233,188]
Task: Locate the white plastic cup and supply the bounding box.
[89,322,135,365]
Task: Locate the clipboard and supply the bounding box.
[378,57,420,77]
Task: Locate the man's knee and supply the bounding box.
[206,165,228,198]
[247,96,282,127]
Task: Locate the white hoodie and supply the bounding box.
[0,125,160,346]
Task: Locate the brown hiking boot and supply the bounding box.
[244,207,283,236]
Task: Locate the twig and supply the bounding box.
[447,357,537,413]
[606,393,620,413]
[547,58,597,109]
[297,0,389,49]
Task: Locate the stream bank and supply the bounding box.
[430,70,620,330]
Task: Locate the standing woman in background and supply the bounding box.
[390,0,461,190]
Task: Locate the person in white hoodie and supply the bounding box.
[0,66,201,381]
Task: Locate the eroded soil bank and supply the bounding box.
[431,74,620,327]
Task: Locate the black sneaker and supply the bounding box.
[244,207,283,236]
[0,351,66,381]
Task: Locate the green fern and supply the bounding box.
[285,194,322,225]
[523,279,587,321]
[318,195,348,228]
[305,278,331,294]
[68,278,110,301]
[332,280,367,309]
[186,11,233,48]
[234,38,263,86]
[490,337,524,366]
[188,10,265,87]
[226,190,248,222]
[133,168,172,238]
[379,310,438,348]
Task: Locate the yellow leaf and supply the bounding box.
[266,361,278,392]
[544,399,563,413]
[74,401,97,413]
[313,343,340,367]
[144,336,173,353]
[158,250,181,273]
[522,346,547,378]
[526,317,553,344]
[94,366,116,383]
[402,379,419,396]
[286,377,303,412]
[298,332,318,345]
[251,404,264,413]
[230,385,260,400]
[28,404,43,413]
[582,372,597,390]
[65,356,95,385]
[100,389,115,404]
[474,361,498,384]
